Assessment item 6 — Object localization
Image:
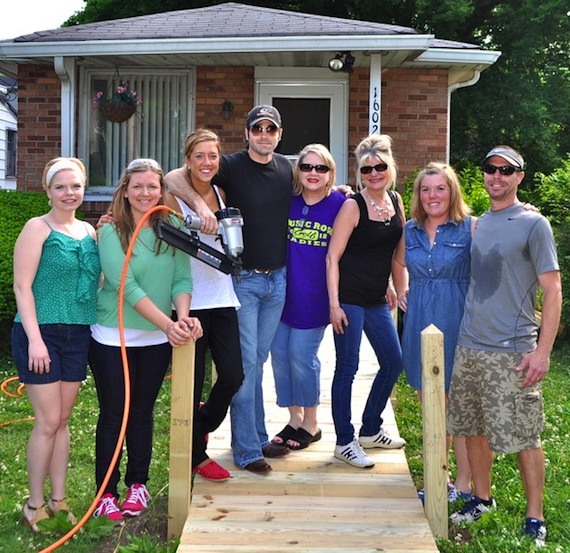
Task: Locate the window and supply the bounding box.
[6,129,16,177]
[82,69,193,190]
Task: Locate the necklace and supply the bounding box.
[366,191,392,226]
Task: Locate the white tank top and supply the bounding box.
[175,188,240,311]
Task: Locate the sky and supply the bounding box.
[0,0,86,40]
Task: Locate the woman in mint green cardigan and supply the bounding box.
[89,158,202,523]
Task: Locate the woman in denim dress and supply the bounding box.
[394,162,475,501]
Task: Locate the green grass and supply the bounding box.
[395,338,570,552]
[1,342,569,551]
[0,358,177,552]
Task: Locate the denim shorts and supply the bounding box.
[12,322,90,384]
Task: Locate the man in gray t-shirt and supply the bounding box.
[447,145,562,547]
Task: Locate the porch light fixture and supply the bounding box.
[221,100,234,119]
[328,51,355,73]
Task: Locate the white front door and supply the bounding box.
[256,68,349,185]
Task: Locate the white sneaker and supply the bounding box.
[334,439,375,468]
[359,428,406,449]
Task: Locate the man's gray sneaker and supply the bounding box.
[450,496,496,523]
[524,517,546,547]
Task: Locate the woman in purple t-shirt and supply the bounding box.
[270,144,345,450]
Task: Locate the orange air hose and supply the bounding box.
[38,204,175,552]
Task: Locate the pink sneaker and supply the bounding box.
[121,483,151,517]
[93,493,123,523]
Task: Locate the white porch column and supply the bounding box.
[368,54,382,135]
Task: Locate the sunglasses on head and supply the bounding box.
[249,124,279,136]
[360,163,388,175]
[481,163,520,176]
[299,163,330,174]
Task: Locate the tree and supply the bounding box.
[65,0,570,175]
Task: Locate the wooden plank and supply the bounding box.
[179,328,438,552]
[421,324,448,540]
[168,342,196,539]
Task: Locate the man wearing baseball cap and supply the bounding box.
[447,145,562,546]
[167,105,293,474]
[245,105,282,129]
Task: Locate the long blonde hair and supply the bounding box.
[109,158,170,253]
[410,162,471,224]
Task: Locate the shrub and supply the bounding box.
[530,156,570,337]
[0,190,50,345]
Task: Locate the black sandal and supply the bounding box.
[271,424,297,445]
[286,428,322,450]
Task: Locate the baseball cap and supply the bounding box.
[482,145,525,170]
[246,105,282,128]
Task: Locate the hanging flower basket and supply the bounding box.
[93,78,142,123]
[98,101,137,123]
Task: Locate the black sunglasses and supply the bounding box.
[360,163,388,175]
[481,163,520,176]
[249,125,279,136]
[299,163,330,174]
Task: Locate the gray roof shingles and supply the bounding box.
[11,2,475,49]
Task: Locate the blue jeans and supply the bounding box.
[332,302,403,446]
[230,267,286,468]
[271,321,326,407]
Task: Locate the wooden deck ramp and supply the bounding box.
[179,328,439,552]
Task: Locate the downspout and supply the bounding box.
[54,56,76,157]
[447,70,480,161]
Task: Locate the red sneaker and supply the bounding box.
[193,460,231,481]
[93,493,123,523]
[121,484,151,517]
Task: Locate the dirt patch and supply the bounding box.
[92,496,170,552]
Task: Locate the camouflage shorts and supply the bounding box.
[447,345,544,454]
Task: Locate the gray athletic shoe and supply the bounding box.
[450,496,496,524]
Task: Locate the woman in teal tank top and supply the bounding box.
[12,157,101,531]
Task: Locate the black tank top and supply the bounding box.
[338,191,403,306]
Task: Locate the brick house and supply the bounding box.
[0,2,499,221]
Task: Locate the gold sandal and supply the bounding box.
[22,500,49,532]
[48,497,77,525]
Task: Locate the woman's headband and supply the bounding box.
[46,160,83,186]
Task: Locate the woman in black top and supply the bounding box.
[326,134,407,468]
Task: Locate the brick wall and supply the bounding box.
[17,65,62,191]
[349,67,449,189]
[194,66,254,154]
[16,64,449,217]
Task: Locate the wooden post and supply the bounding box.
[168,342,196,539]
[421,324,448,540]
